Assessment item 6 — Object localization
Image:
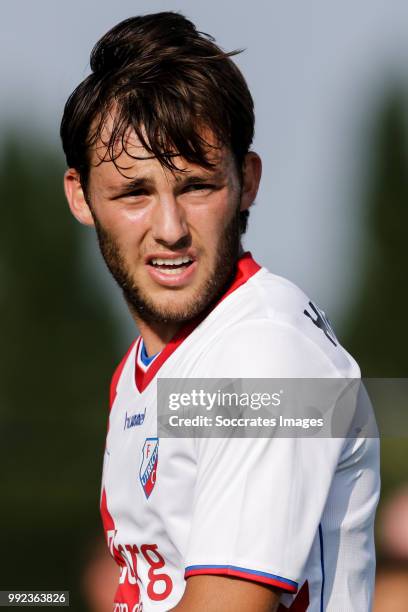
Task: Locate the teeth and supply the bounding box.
[151,256,192,266]
[157,267,185,275]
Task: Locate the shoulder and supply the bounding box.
[109,338,138,408]
[194,267,359,379]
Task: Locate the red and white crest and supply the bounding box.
[139,437,159,499]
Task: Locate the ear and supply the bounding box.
[63,168,95,226]
[239,152,262,212]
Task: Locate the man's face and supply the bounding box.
[83,130,247,325]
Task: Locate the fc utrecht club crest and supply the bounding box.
[139,437,159,498]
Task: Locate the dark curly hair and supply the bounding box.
[60,11,255,232]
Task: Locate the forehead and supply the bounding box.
[88,116,235,185]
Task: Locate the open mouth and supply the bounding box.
[148,256,194,276]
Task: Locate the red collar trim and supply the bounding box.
[135,252,261,393]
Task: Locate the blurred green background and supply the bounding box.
[1,2,408,610]
[0,138,121,607]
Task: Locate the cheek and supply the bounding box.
[187,193,238,240]
[96,203,150,249]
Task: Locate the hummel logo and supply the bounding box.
[124,408,146,430]
[304,301,337,346]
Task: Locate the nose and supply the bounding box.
[151,195,190,248]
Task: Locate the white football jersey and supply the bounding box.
[101,253,380,612]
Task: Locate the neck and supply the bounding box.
[133,316,181,357]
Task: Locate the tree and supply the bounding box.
[343,88,408,518]
[345,89,408,377]
[0,135,123,609]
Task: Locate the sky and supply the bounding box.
[2,0,408,331]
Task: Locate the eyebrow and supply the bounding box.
[109,177,154,198]
[109,169,226,198]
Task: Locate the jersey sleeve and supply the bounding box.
[109,339,137,410]
[184,320,356,593]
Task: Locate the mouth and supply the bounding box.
[147,255,194,275]
[145,253,197,287]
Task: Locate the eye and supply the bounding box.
[183,184,214,193]
[124,189,148,198]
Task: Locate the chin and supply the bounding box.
[131,283,210,325]
[150,293,202,322]
[124,250,238,325]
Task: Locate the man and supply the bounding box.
[61,12,380,611]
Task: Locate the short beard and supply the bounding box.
[92,208,243,326]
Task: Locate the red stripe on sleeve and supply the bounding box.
[109,339,137,410]
[184,567,297,594]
